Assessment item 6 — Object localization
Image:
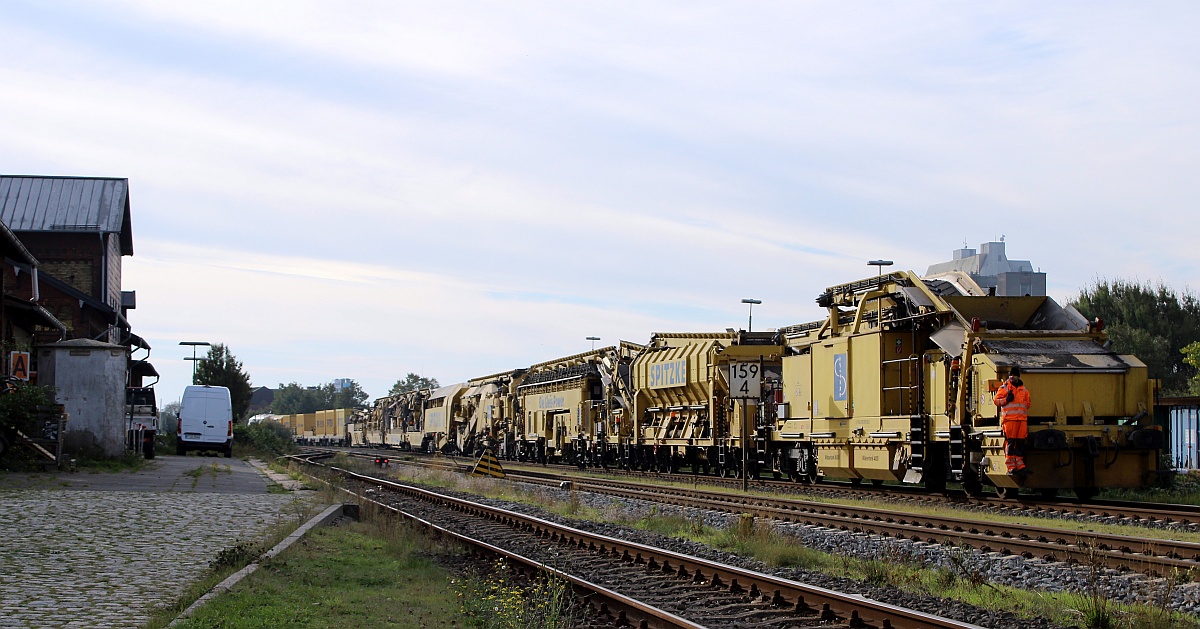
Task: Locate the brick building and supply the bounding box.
[0,175,155,384]
[0,219,66,358]
[0,176,138,347]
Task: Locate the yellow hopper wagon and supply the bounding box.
[627,331,783,476]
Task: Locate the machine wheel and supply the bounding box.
[850,477,863,486]
[871,479,884,487]
[962,474,983,497]
[1038,488,1058,500]
[1074,487,1099,502]
[144,440,156,460]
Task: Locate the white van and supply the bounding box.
[177,385,233,457]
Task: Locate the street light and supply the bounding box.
[740,299,761,332]
[868,259,894,275]
[586,336,600,351]
[180,341,211,381]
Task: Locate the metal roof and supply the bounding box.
[0,176,133,255]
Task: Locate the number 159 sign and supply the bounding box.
[729,362,761,400]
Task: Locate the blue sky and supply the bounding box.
[1,2,1197,404]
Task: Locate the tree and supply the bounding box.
[193,343,254,422]
[270,379,370,413]
[330,380,370,408]
[1071,279,1200,394]
[389,373,439,396]
[161,400,181,435]
[270,382,323,414]
[1182,342,1200,395]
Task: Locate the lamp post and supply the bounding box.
[868,260,893,276]
[180,341,211,382]
[586,336,600,351]
[867,260,893,329]
[740,299,761,332]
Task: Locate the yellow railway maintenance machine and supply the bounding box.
[455,369,525,458]
[776,270,1162,499]
[628,331,783,475]
[515,344,641,466]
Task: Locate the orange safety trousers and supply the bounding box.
[995,384,1030,474]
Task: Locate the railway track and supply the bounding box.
[310,447,1200,577]
[318,446,1200,529]
[290,452,989,629]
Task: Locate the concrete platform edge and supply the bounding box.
[167,503,348,626]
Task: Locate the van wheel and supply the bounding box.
[176,444,186,456]
[224,445,233,458]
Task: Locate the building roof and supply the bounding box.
[926,241,1035,278]
[41,338,126,350]
[0,176,133,255]
[0,220,38,266]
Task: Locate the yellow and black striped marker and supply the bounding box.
[470,448,506,478]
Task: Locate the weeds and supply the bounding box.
[210,540,264,571]
[75,452,153,474]
[183,463,231,489]
[943,541,994,590]
[453,558,575,629]
[863,545,921,588]
[1068,538,1119,629]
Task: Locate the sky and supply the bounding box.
[1,2,1197,405]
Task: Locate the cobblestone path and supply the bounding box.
[0,489,303,628]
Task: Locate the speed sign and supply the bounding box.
[729,362,761,400]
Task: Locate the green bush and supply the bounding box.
[0,382,56,469]
[0,382,55,434]
[233,420,296,456]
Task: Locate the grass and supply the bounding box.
[345,454,1200,629]
[142,482,340,629]
[167,520,466,629]
[159,485,572,629]
[1103,470,1200,506]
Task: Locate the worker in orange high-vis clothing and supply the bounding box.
[995,366,1031,476]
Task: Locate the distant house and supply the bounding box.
[248,386,276,414]
[925,240,1046,297]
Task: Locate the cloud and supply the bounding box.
[3,2,1198,404]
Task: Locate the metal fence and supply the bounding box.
[1165,398,1200,470]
